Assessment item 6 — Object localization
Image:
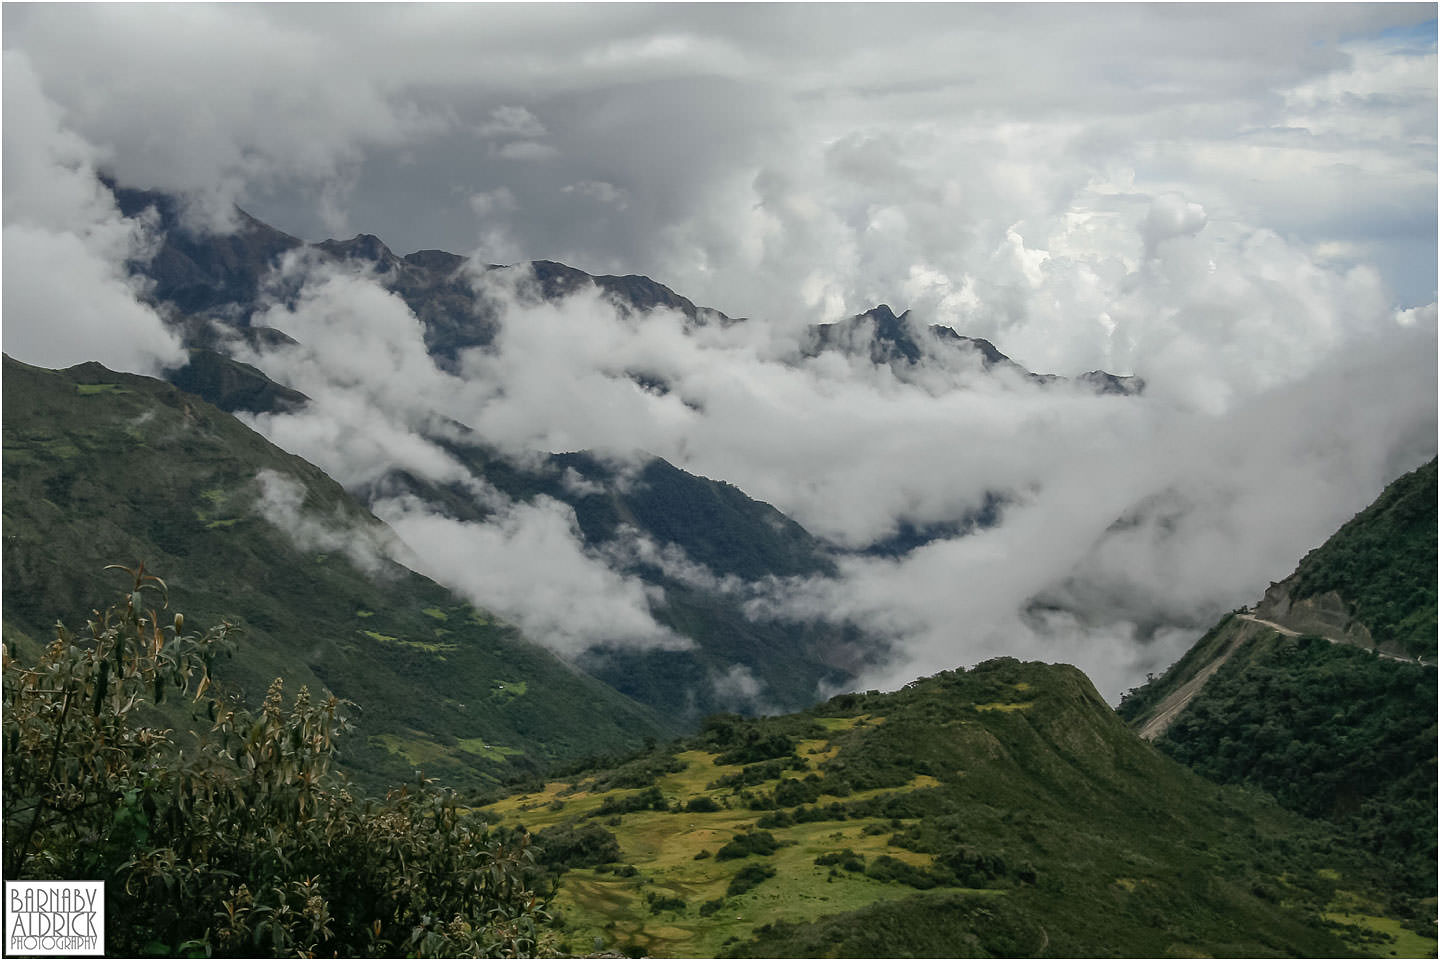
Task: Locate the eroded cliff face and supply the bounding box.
[1256,581,1380,652]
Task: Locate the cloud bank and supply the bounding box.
[219,246,1434,701]
[4,5,1434,702]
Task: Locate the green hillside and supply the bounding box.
[1147,631,1436,896]
[356,433,871,721]
[1289,459,1437,659]
[479,658,1430,958]
[1119,461,1438,912]
[164,342,874,722]
[2,356,671,793]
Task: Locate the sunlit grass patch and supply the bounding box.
[370,731,451,766]
[1323,890,1438,958]
[358,629,457,654]
[456,738,522,762]
[975,700,1035,712]
[812,714,882,731]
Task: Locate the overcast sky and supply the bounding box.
[6,4,1436,332]
[4,4,1437,703]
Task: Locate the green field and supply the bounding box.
[477,660,1427,957]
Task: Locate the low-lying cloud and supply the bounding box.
[371,493,691,658]
[2,52,185,376]
[251,468,394,577]
[4,5,1434,705]
[221,247,1434,702]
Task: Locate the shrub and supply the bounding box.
[726,864,777,897]
[531,823,623,871]
[715,734,796,766]
[645,893,686,914]
[2,565,547,958]
[814,849,866,872]
[715,831,781,860]
[588,785,667,819]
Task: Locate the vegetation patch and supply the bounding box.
[1323,890,1438,959]
[1152,633,1436,895]
[1290,458,1436,658]
[456,738,523,762]
[490,679,528,701]
[474,656,1419,957]
[358,628,457,654]
[371,731,452,766]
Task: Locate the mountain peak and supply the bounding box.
[316,233,397,266]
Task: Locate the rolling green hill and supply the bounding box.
[478,657,1432,958]
[1119,461,1438,904]
[2,355,672,794]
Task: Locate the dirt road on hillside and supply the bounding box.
[1136,620,1256,741]
[1236,613,1423,665]
[1139,613,1429,741]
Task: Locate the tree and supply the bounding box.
[3,564,549,957]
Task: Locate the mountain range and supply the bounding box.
[97,181,1159,726]
[3,181,1435,956]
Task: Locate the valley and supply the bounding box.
[3,179,1434,958]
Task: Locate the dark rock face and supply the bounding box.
[806,304,1143,396]
[1077,370,1145,396]
[112,183,303,323]
[166,348,309,415]
[110,179,1138,397]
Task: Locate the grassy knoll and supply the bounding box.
[478,658,1419,957]
[487,733,959,958]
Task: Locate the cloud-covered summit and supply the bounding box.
[3,5,1435,704]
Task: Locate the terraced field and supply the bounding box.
[481,715,985,956]
[475,659,1431,958]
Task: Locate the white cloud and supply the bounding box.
[5,4,451,230]
[748,318,1438,702]
[709,664,775,715]
[469,187,518,218]
[1141,193,1208,257]
[373,493,690,657]
[6,4,1433,705]
[1,51,185,375]
[252,469,394,576]
[495,140,560,162]
[563,180,629,209]
[476,105,547,139]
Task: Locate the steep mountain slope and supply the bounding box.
[1266,458,1437,660]
[105,182,1164,719]
[371,437,874,720]
[104,184,887,719]
[1118,460,1437,896]
[478,657,1429,958]
[805,303,1144,395]
[2,356,673,793]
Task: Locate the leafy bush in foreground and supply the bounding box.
[2,565,547,957]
